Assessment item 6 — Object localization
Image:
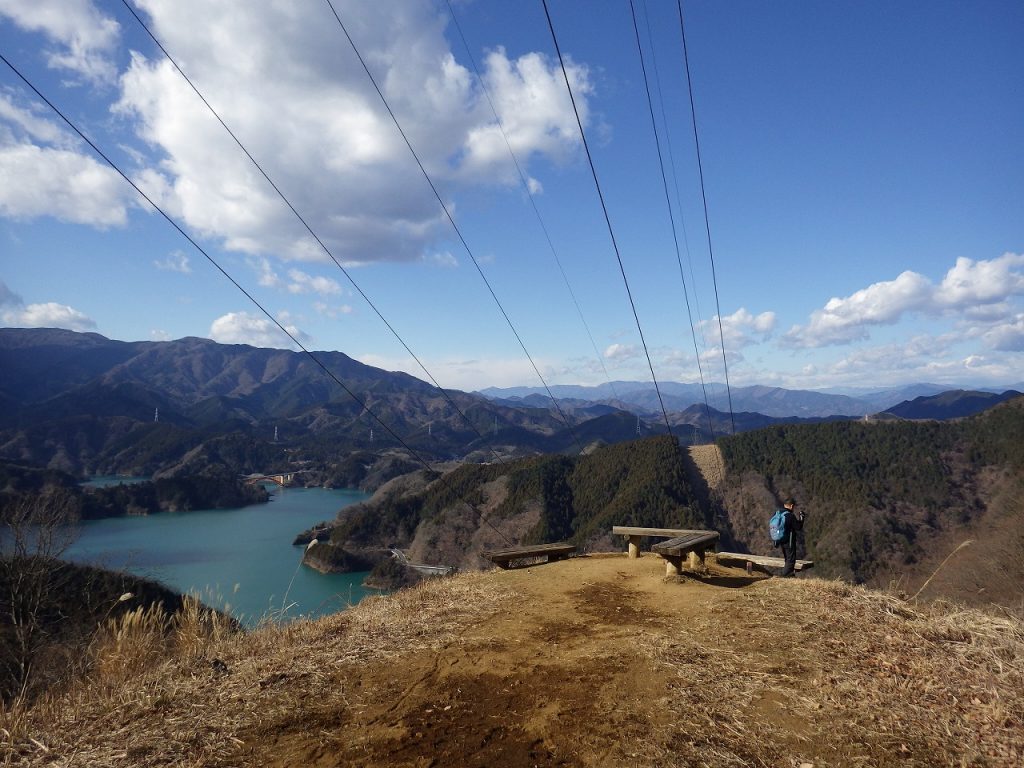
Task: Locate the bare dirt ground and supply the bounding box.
[7,554,1023,767]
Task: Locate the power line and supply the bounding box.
[628,0,716,444]
[640,0,709,359]
[0,53,426,468]
[323,0,587,456]
[676,0,736,435]
[540,0,674,437]
[444,0,621,405]
[117,0,512,467]
[0,51,514,547]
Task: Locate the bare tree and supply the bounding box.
[0,490,79,702]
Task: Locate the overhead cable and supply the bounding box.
[640,0,709,359]
[628,0,717,443]
[0,52,513,547]
[444,0,621,406]
[676,0,736,434]
[323,0,587,456]
[540,0,674,436]
[118,0,510,467]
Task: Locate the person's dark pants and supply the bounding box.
[780,540,797,576]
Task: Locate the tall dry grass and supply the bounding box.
[2,573,513,767]
[3,566,1021,767]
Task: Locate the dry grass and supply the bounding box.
[1,574,515,767]
[2,567,1021,767]
[635,578,1023,767]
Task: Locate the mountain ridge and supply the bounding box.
[2,327,1017,478]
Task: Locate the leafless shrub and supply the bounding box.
[0,492,79,703]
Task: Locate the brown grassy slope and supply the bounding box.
[5,555,1021,767]
[895,468,1024,612]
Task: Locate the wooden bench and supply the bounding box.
[714,551,814,573]
[651,531,720,576]
[611,526,712,559]
[482,542,576,569]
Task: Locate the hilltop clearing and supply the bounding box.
[313,401,1024,615]
[7,555,1021,766]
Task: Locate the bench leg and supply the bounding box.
[665,556,682,577]
[627,535,640,559]
[688,549,705,570]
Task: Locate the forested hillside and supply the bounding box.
[321,399,1024,611]
[0,462,268,520]
[718,396,1024,590]
[323,436,710,570]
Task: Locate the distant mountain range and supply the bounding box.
[1,327,1018,476]
[479,380,1023,419]
[879,389,1023,420]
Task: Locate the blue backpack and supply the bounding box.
[769,508,789,544]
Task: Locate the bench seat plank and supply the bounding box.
[650,531,720,576]
[612,526,712,559]
[650,531,720,557]
[482,542,576,568]
[611,526,710,538]
[715,551,814,571]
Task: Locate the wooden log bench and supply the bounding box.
[611,526,712,559]
[651,531,720,576]
[715,551,814,573]
[482,542,576,570]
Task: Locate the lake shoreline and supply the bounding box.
[64,485,373,626]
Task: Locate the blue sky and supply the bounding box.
[1,0,1022,396]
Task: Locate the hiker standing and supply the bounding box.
[778,499,804,577]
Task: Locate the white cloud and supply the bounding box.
[150,329,172,341]
[428,251,459,268]
[250,257,281,289]
[0,95,66,145]
[3,302,97,330]
[786,271,932,348]
[286,269,342,296]
[0,280,96,330]
[778,332,1022,390]
[153,250,191,273]
[785,253,1024,349]
[460,48,591,181]
[982,314,1024,352]
[0,0,120,83]
[313,301,354,318]
[0,144,133,226]
[208,311,311,349]
[604,343,639,361]
[701,308,775,348]
[356,352,539,390]
[111,0,591,265]
[934,253,1024,309]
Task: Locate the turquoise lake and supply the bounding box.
[65,486,373,626]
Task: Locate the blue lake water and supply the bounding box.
[81,475,150,488]
[65,486,373,626]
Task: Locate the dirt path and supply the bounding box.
[18,554,1022,767]
[246,554,751,767]
[222,553,1021,768]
